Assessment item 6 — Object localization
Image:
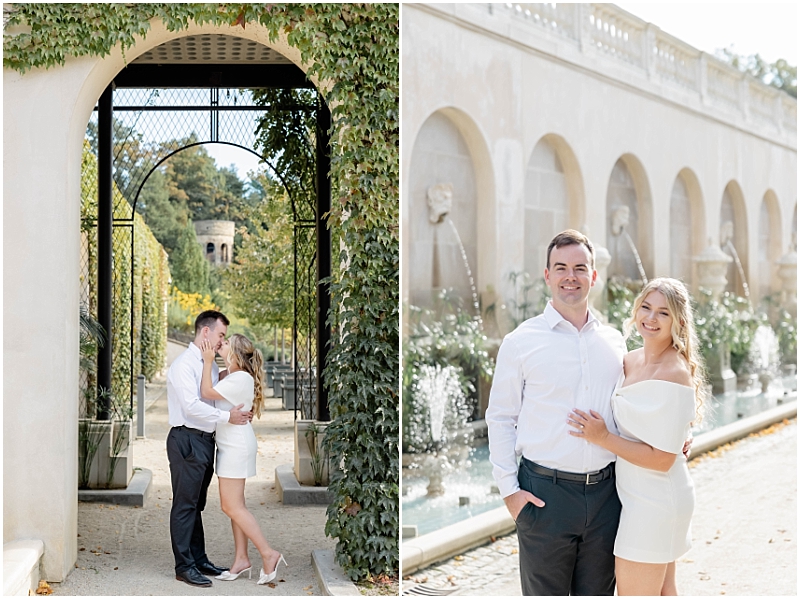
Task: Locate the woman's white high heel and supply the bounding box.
[215,566,252,581]
[257,554,287,585]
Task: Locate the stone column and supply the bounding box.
[776,249,797,317]
[693,241,733,300]
[693,241,736,394]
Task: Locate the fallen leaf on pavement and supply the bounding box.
[35,580,53,595]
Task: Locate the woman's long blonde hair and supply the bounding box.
[623,277,708,423]
[227,333,265,419]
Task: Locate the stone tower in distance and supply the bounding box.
[194,220,235,266]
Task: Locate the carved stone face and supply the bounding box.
[720,220,735,246]
[611,205,630,236]
[427,183,453,224]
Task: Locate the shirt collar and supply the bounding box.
[188,342,203,360]
[543,301,599,331]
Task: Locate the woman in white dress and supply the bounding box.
[567,278,707,595]
[200,334,286,585]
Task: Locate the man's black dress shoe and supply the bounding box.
[175,566,212,587]
[196,561,226,577]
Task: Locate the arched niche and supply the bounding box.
[523,134,585,279]
[3,17,322,582]
[719,180,749,298]
[759,190,783,300]
[605,154,653,283]
[407,108,494,314]
[669,168,705,289]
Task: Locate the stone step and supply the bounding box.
[3,539,44,596]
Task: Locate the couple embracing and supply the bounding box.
[166,310,286,587]
[487,230,707,596]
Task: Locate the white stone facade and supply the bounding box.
[402,3,797,333]
[194,220,235,266]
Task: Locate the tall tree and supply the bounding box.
[222,172,294,330]
[137,168,188,254]
[170,220,211,295]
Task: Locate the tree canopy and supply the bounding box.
[716,47,797,98]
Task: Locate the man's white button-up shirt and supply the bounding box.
[486,302,626,498]
[167,342,228,433]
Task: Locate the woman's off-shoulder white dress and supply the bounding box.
[612,380,696,563]
[214,371,258,478]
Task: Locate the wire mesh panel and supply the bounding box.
[295,223,317,420]
[109,88,272,212]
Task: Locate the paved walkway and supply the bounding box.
[405,419,797,596]
[52,341,336,596]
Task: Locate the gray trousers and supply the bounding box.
[516,458,621,596]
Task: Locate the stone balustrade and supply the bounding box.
[500,3,796,140]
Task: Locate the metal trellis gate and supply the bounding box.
[83,59,330,423]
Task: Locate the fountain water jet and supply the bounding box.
[724,241,751,303]
[426,182,482,325]
[446,217,483,326]
[408,363,474,497]
[621,230,648,285]
[610,205,647,285]
[719,220,751,304]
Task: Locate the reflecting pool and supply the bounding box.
[402,376,796,537]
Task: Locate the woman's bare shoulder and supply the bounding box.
[658,352,693,387]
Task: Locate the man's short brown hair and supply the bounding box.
[194,310,230,334]
[546,229,595,270]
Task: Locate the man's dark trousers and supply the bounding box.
[166,426,216,574]
[516,458,621,596]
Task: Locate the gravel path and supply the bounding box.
[405,419,797,596]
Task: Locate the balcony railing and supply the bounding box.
[499,3,796,137]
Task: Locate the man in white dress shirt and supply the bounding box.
[166,310,251,587]
[487,230,626,595]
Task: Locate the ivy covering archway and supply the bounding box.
[4,3,399,580]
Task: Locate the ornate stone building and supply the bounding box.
[403,4,797,334]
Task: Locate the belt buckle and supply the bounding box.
[586,470,600,485]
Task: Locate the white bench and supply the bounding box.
[3,540,44,596]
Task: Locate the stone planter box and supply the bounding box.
[266,362,291,387]
[706,344,736,395]
[294,419,330,486]
[282,379,296,410]
[271,367,293,392]
[78,418,133,490]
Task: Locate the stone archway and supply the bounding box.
[523,134,585,281]
[406,107,496,317]
[720,180,750,298]
[759,190,783,300]
[605,154,653,284]
[669,168,705,289]
[4,19,327,581]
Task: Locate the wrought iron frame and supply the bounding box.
[89,61,331,422]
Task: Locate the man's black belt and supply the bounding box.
[522,457,615,485]
[174,425,215,439]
